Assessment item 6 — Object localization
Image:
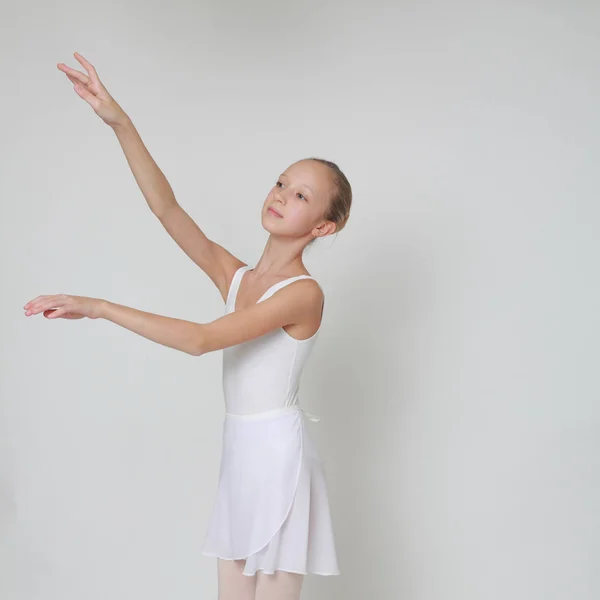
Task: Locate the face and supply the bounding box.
[261,160,336,240]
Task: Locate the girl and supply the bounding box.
[23,52,352,600]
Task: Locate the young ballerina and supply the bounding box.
[23,53,352,600]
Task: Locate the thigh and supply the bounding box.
[217,558,257,600]
[255,570,305,600]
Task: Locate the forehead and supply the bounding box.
[281,161,332,195]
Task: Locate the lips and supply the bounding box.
[268,206,283,217]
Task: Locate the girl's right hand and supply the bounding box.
[58,52,128,128]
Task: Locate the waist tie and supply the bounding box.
[300,409,321,422]
[225,405,320,422]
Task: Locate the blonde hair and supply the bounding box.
[304,158,352,244]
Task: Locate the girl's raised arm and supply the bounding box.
[58,52,243,300]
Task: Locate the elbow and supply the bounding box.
[188,338,206,356]
[189,344,206,357]
[188,324,208,356]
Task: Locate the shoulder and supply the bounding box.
[280,276,323,305]
[271,277,324,327]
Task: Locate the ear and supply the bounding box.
[313,220,336,238]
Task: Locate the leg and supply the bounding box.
[217,558,257,600]
[255,570,305,600]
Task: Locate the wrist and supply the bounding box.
[94,298,110,319]
[111,114,133,134]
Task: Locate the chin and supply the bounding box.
[261,215,278,234]
[261,218,291,237]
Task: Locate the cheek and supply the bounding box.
[286,204,312,225]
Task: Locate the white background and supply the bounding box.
[1,1,598,599]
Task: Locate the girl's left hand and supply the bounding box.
[23,294,104,320]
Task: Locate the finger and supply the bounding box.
[73,52,102,87]
[57,63,91,86]
[56,311,85,320]
[65,72,94,94]
[26,301,58,315]
[74,84,101,111]
[27,295,66,314]
[24,295,56,312]
[28,294,59,306]
[65,72,87,87]
[46,307,67,319]
[24,295,45,309]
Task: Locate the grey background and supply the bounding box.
[1,1,598,599]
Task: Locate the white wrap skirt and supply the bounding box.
[201,405,340,576]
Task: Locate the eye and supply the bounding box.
[275,181,306,201]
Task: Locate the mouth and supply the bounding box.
[268,206,283,218]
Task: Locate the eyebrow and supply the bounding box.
[279,174,314,195]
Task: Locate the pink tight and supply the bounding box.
[217,558,305,600]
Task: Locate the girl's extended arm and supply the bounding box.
[98,279,322,355]
[24,281,321,354]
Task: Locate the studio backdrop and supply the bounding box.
[1,1,598,599]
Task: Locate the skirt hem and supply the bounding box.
[201,552,341,576]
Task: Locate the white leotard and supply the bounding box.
[222,265,323,415]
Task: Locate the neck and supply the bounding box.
[252,235,308,277]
